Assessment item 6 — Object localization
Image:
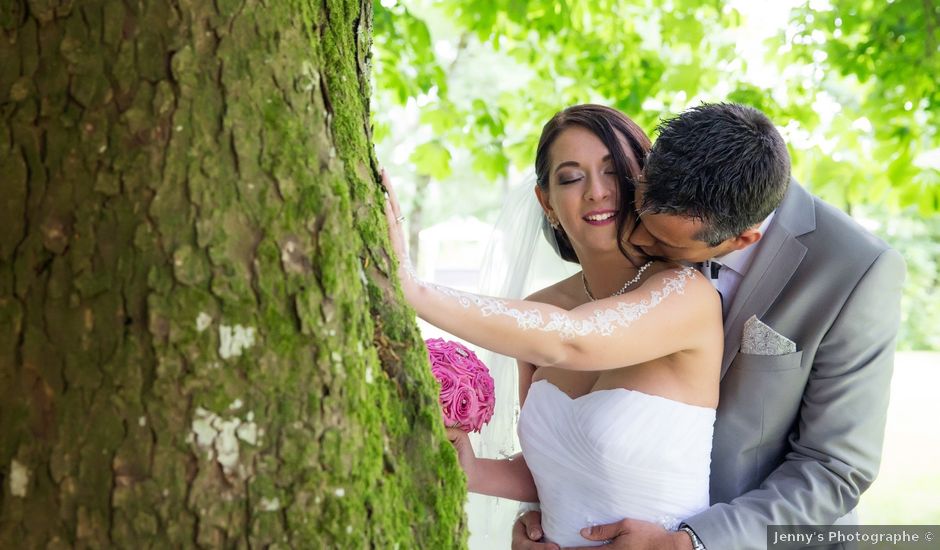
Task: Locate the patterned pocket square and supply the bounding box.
[741,315,797,356]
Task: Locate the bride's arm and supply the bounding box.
[383,177,718,371]
[448,428,538,502]
[472,456,539,502]
[411,268,715,370]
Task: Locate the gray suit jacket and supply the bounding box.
[684,181,906,549]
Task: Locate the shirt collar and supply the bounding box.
[715,211,776,276]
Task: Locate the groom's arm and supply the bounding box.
[683,248,906,550]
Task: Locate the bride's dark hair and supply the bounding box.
[534,104,651,264]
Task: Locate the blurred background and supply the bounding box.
[369,0,940,544]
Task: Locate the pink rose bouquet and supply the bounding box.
[426,338,495,433]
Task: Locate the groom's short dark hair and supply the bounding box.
[641,103,790,246]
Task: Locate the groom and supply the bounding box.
[512,103,905,550]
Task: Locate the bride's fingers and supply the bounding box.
[380,191,411,272]
[382,189,399,224]
[380,169,404,220]
[380,167,391,189]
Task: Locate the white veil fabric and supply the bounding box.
[477,174,553,303]
[465,175,565,549]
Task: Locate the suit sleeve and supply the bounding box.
[683,247,906,550]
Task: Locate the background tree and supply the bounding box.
[0,0,464,547]
[779,0,940,348]
[782,0,940,212]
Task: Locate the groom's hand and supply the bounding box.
[511,511,560,550]
[569,518,693,550]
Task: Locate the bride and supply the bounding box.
[384,104,722,548]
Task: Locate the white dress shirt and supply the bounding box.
[702,212,776,312]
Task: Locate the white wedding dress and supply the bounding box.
[518,379,716,547]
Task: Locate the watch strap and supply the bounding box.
[678,524,706,550]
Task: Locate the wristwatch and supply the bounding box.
[678,524,706,550]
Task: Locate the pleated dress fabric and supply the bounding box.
[518,379,716,547]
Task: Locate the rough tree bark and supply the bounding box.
[0,0,465,547]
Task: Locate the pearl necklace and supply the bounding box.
[582,260,654,301]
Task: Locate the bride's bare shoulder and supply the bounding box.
[642,260,691,277]
[638,262,719,309]
[525,274,583,309]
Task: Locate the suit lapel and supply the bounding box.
[720,182,816,378]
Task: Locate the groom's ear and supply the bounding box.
[728,227,763,251]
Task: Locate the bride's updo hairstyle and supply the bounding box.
[534,104,652,264]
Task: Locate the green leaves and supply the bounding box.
[781,0,939,214]
[471,143,509,181]
[373,2,447,103]
[410,141,452,180]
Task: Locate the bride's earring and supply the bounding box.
[547,214,560,230]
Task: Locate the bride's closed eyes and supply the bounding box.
[556,168,618,186]
[557,171,584,185]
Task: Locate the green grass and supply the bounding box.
[858,352,940,524]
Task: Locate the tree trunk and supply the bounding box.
[0,1,465,547]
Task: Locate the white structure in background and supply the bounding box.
[416,211,579,549]
[417,216,519,549]
[416,216,494,293]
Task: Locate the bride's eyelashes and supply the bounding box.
[557,169,617,186]
[557,173,583,185]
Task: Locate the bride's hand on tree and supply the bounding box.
[381,170,418,295]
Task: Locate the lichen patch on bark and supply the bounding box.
[8,459,29,498]
[218,323,256,359]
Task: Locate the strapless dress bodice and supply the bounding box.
[517,379,716,547]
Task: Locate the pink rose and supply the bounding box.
[446,385,478,428]
[472,370,495,402]
[431,364,460,402]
